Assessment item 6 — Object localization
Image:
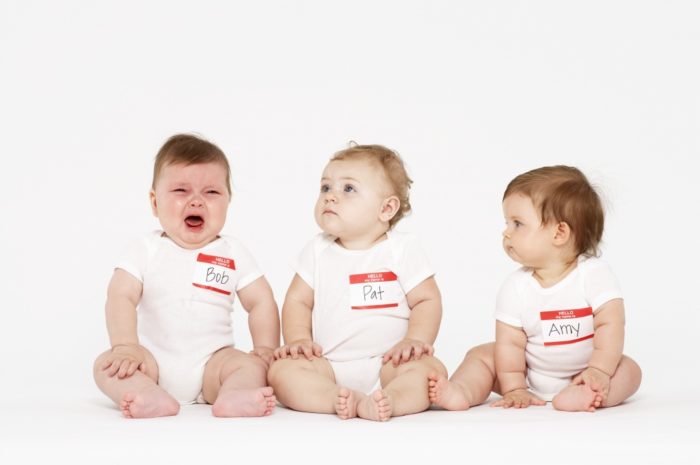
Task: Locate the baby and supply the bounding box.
[93,134,279,418]
[267,144,448,421]
[429,165,642,412]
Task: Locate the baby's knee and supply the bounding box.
[465,343,495,361]
[267,358,296,386]
[92,350,112,378]
[618,356,643,391]
[242,353,269,377]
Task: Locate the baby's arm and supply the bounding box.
[274,274,322,360]
[382,276,441,367]
[572,298,625,398]
[491,321,545,408]
[237,277,281,366]
[100,269,146,379]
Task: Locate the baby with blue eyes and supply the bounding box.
[267,144,448,421]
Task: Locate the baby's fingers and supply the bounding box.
[400,347,413,364]
[392,348,406,366]
[117,359,132,379]
[413,345,424,359]
[289,345,301,359]
[301,344,315,360]
[126,361,140,377]
[103,361,117,377]
[312,343,323,357]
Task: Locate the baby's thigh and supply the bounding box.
[379,355,447,386]
[268,356,335,385]
[93,346,160,384]
[202,347,266,398]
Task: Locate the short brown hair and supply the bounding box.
[503,165,604,257]
[152,134,231,195]
[330,144,412,228]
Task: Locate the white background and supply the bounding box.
[1,1,699,464]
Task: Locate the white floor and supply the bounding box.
[2,388,697,465]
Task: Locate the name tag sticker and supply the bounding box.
[192,253,235,295]
[540,307,594,347]
[349,272,400,310]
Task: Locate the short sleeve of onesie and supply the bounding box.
[392,233,435,294]
[582,259,623,313]
[494,270,525,328]
[115,232,157,283]
[220,236,264,291]
[294,237,315,289]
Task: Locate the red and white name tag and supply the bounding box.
[349,272,400,310]
[540,307,594,347]
[192,253,235,295]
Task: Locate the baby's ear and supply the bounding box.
[149,190,159,217]
[380,196,400,222]
[553,221,572,245]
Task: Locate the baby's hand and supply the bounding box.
[101,344,146,379]
[250,346,275,367]
[274,339,323,360]
[382,338,434,367]
[572,367,611,400]
[491,388,546,409]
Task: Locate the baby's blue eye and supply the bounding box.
[320,184,330,193]
[343,184,356,193]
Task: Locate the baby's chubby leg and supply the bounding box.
[380,355,448,418]
[553,355,642,412]
[203,347,276,417]
[93,348,179,419]
[428,343,498,411]
[267,356,338,413]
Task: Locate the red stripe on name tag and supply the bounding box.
[351,303,399,310]
[197,253,236,270]
[349,272,397,285]
[544,333,594,347]
[193,283,232,295]
[540,307,592,320]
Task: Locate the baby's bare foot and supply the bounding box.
[120,388,180,419]
[335,387,360,420]
[552,384,599,412]
[357,389,392,422]
[212,387,276,417]
[428,372,471,411]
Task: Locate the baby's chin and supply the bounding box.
[504,247,524,264]
[163,230,221,250]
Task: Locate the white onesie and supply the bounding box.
[295,231,434,394]
[117,231,263,404]
[494,255,623,401]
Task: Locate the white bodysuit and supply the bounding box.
[494,256,623,400]
[295,231,434,394]
[117,231,263,404]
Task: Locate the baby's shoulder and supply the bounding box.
[577,255,616,277]
[385,230,423,252]
[498,266,532,294]
[301,232,336,254]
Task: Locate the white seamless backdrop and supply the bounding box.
[1,1,698,464]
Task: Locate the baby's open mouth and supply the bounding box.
[185,215,204,227]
